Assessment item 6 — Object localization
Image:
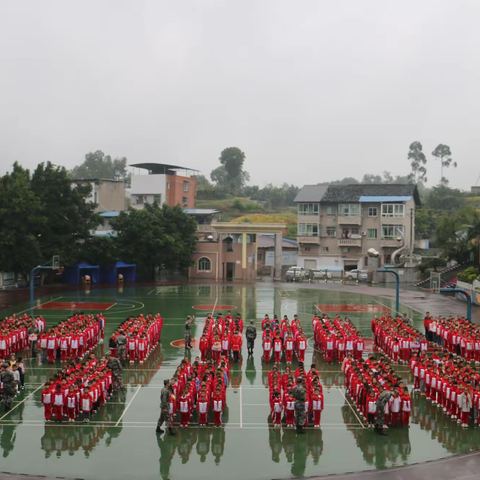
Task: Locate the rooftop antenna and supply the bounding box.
[476,172,480,186]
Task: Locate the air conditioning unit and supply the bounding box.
[361,231,366,236]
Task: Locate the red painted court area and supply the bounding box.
[192,304,237,311]
[316,304,391,313]
[36,301,116,311]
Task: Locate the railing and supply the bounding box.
[337,238,361,247]
[197,224,216,233]
[297,236,321,244]
[337,215,362,225]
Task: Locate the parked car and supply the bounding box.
[308,269,333,280]
[285,267,306,282]
[346,269,368,281]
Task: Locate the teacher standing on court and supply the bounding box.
[184,315,195,350]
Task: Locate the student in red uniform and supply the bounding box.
[138,334,148,363]
[212,387,224,427]
[197,391,209,427]
[284,390,295,427]
[53,384,65,422]
[199,333,210,362]
[273,333,283,364]
[285,333,294,364]
[41,382,53,422]
[231,331,242,362]
[297,333,307,363]
[401,387,411,426]
[128,335,137,364]
[179,389,192,428]
[271,391,282,426]
[263,334,272,363]
[81,386,93,423]
[66,385,77,422]
[367,390,377,428]
[311,387,323,427]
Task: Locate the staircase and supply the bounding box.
[415,261,472,288]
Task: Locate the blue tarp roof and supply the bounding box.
[184,209,220,215]
[358,196,412,202]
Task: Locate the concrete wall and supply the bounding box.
[75,180,125,212]
[131,174,166,204]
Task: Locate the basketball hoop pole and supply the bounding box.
[30,265,54,313]
[440,288,472,322]
[377,269,399,313]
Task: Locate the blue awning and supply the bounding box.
[100,211,121,218]
[358,196,412,202]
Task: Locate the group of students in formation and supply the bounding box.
[261,314,308,364]
[163,354,229,429]
[409,350,480,428]
[108,313,163,363]
[40,355,114,423]
[0,314,46,358]
[343,354,412,429]
[424,313,480,361]
[312,314,365,363]
[198,312,244,362]
[36,313,106,362]
[268,363,324,427]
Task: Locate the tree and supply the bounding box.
[111,204,197,280]
[78,236,118,267]
[432,144,456,185]
[0,163,46,280]
[72,150,131,186]
[31,162,101,268]
[407,141,427,183]
[210,147,250,194]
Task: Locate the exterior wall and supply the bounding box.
[189,243,219,281]
[166,174,196,208]
[75,180,125,212]
[130,174,166,208]
[297,198,417,268]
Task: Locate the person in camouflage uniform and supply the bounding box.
[1,364,16,411]
[156,379,175,435]
[292,378,306,434]
[375,387,393,435]
[115,330,128,361]
[184,316,194,350]
[245,321,257,356]
[107,354,126,393]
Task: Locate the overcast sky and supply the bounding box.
[1,1,479,190]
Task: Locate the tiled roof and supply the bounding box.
[293,185,329,202]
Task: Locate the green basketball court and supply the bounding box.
[0,283,479,480]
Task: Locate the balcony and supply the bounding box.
[298,236,321,245]
[337,215,362,225]
[380,238,402,248]
[337,238,362,247]
[197,224,216,233]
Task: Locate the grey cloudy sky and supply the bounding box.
[1,1,479,190]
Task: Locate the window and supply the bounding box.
[134,195,144,205]
[322,247,329,252]
[367,228,377,239]
[94,191,98,204]
[167,182,171,190]
[351,228,359,235]
[381,225,405,239]
[298,223,319,236]
[326,206,336,217]
[198,257,211,272]
[304,246,311,252]
[338,204,361,216]
[182,196,188,205]
[381,204,405,218]
[226,239,233,252]
[183,181,190,192]
[153,195,161,204]
[298,203,319,215]
[384,254,392,264]
[368,207,377,217]
[326,227,336,238]
[364,256,368,267]
[257,253,263,261]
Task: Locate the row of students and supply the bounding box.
[268,363,324,427]
[36,313,106,363]
[199,313,243,362]
[168,354,229,427]
[0,314,46,358]
[41,356,113,423]
[424,313,480,361]
[409,351,478,428]
[343,354,411,429]
[372,314,428,363]
[109,313,163,363]
[313,314,365,363]
[262,314,308,364]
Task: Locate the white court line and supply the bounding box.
[147,288,156,295]
[15,296,64,315]
[0,385,44,421]
[239,386,243,428]
[372,298,401,316]
[211,297,218,317]
[115,385,142,426]
[106,303,117,310]
[336,386,366,429]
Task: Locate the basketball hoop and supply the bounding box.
[430,272,442,293]
[52,255,60,270]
